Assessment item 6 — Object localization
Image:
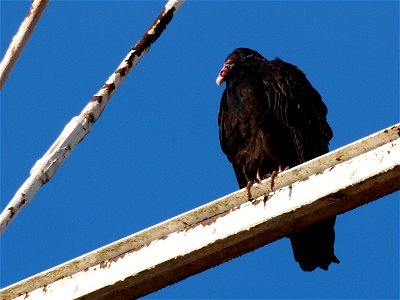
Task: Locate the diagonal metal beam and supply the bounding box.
[0,0,185,235]
[1,123,399,300]
[0,0,48,90]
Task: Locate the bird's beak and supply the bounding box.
[216,59,234,86]
[216,63,229,85]
[216,65,229,86]
[216,74,225,86]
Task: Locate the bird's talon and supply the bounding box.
[270,165,289,190]
[270,170,278,190]
[246,180,254,201]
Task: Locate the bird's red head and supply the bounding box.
[216,55,237,86]
[216,48,264,86]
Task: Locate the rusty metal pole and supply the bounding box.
[0,0,185,235]
[0,0,48,90]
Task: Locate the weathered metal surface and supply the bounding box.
[0,0,48,89]
[1,124,399,300]
[0,0,186,235]
[82,0,183,123]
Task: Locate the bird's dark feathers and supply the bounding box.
[217,47,338,272]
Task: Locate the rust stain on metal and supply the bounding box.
[8,206,15,219]
[201,210,229,227]
[99,261,108,269]
[263,194,272,205]
[336,155,345,161]
[132,7,175,55]
[116,6,176,77]
[84,4,177,124]
[100,252,126,269]
[182,207,241,233]
[125,244,146,256]
[18,199,26,208]
[110,253,125,263]
[103,83,115,95]
[90,95,103,103]
[183,223,196,232]
[42,285,47,293]
[115,67,126,77]
[24,292,30,299]
[55,275,67,281]
[159,235,168,241]
[83,111,95,123]
[133,244,145,252]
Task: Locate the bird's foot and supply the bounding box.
[246,180,254,201]
[248,166,288,201]
[265,165,289,190]
[246,169,263,200]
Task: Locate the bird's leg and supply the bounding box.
[278,164,289,173]
[247,168,263,200]
[248,166,288,201]
[269,170,278,191]
[268,164,289,191]
[246,181,254,201]
[256,168,262,183]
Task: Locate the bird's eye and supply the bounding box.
[225,57,236,68]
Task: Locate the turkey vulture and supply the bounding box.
[216,48,339,271]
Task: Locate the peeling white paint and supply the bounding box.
[2,124,399,300]
[0,0,187,236]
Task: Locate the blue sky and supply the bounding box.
[1,1,399,298]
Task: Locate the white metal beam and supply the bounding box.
[1,123,399,300]
[0,0,48,90]
[0,0,185,235]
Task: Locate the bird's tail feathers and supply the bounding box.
[290,217,339,272]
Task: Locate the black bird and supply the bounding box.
[216,48,339,271]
